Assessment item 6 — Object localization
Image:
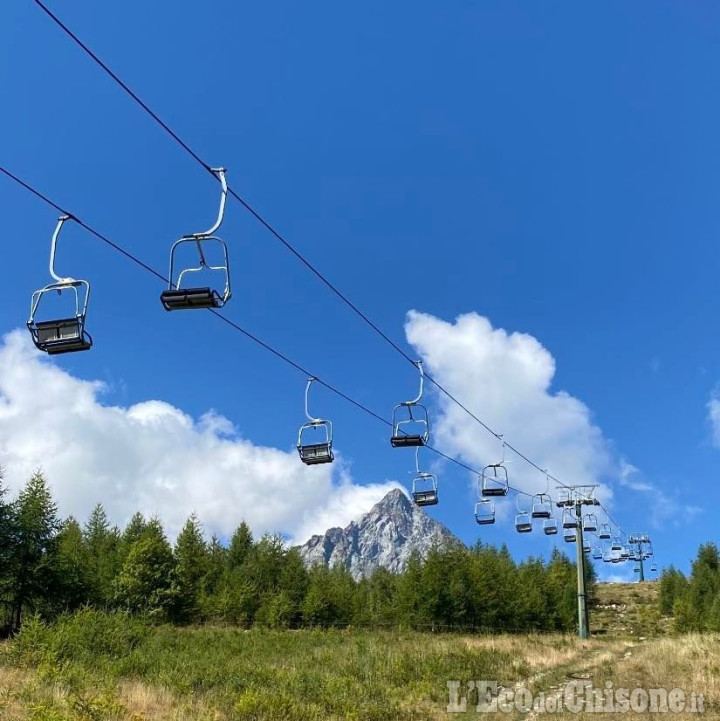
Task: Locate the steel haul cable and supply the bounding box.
[1,163,556,506]
[0,159,628,535]
[28,0,608,504]
[19,2,635,538]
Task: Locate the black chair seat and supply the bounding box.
[413,491,438,506]
[531,510,551,519]
[161,288,220,311]
[544,526,558,535]
[390,434,425,448]
[44,337,92,355]
[481,486,508,497]
[475,517,495,526]
[31,318,92,355]
[298,443,334,465]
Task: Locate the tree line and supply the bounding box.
[658,542,720,631]
[0,471,590,635]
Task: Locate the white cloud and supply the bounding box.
[707,392,720,447]
[0,331,397,543]
[618,460,653,493]
[599,572,636,584]
[649,488,702,530]
[404,311,615,504]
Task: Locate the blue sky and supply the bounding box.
[2,1,719,580]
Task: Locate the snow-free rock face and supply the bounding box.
[298,488,460,580]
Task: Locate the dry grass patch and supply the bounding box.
[116,680,225,721]
[464,634,630,675]
[520,634,717,720]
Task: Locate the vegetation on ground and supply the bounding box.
[658,542,720,632]
[0,610,626,720]
[0,471,591,635]
[592,581,668,637]
[2,613,716,720]
[3,471,717,719]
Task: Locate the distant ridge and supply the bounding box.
[298,487,460,580]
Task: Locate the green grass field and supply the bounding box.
[0,589,716,720]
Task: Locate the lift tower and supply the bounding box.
[556,486,600,639]
[628,534,652,582]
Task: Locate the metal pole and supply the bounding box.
[575,502,589,639]
[638,541,645,582]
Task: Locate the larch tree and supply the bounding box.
[9,471,61,631]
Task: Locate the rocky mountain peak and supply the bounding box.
[298,487,460,580]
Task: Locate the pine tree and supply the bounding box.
[302,565,333,626]
[277,547,308,624]
[173,514,209,623]
[659,566,686,616]
[83,503,120,606]
[113,518,178,619]
[0,476,16,633]
[546,548,577,631]
[117,512,147,566]
[8,471,61,630]
[395,550,423,628]
[204,535,228,595]
[362,567,398,626]
[227,521,254,570]
[56,517,92,612]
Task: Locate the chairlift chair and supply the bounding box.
[160,168,232,311]
[611,537,622,552]
[27,216,93,355]
[481,442,510,497]
[583,513,598,533]
[410,447,438,506]
[592,546,603,560]
[297,378,334,465]
[555,488,571,507]
[390,361,430,447]
[650,562,658,573]
[531,492,552,519]
[564,529,576,543]
[412,473,438,507]
[514,495,532,533]
[582,542,591,553]
[543,517,558,535]
[481,463,510,497]
[562,509,577,529]
[474,499,495,526]
[598,523,612,540]
[620,548,630,559]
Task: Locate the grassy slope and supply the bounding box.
[1,584,714,720]
[592,581,669,637]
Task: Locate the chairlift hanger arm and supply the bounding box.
[402,360,425,406]
[189,167,227,238]
[49,215,75,283]
[304,376,324,423]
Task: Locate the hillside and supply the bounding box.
[592,580,669,637]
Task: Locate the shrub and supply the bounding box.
[11,608,148,668]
